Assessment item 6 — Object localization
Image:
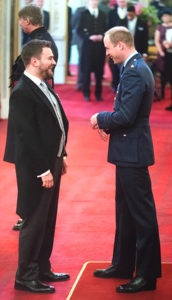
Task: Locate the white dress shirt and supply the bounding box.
[88,7,99,18]
[128,17,137,37]
[117,7,127,19]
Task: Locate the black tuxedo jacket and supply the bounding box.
[43,10,50,30]
[4,75,68,218]
[77,9,106,73]
[108,4,127,28]
[97,53,155,167]
[125,18,148,54]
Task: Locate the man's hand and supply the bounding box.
[62,157,67,175]
[41,172,54,188]
[98,129,108,141]
[90,113,99,129]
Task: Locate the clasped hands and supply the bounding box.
[90,113,108,142]
[89,35,103,42]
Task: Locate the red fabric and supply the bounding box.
[67,262,172,300]
[0,83,172,299]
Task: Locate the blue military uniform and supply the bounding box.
[97,53,161,279]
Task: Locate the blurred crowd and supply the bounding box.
[68,0,172,109]
[14,0,172,109]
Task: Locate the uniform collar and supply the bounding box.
[123,51,138,67]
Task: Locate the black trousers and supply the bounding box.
[83,70,102,98]
[112,166,161,279]
[16,157,63,281]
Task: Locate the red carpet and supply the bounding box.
[0,78,172,299]
[67,262,172,300]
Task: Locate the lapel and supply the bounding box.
[21,75,60,125]
[46,83,67,122]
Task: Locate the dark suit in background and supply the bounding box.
[71,6,86,89]
[77,9,106,100]
[67,6,72,75]
[109,4,127,28]
[108,4,127,91]
[131,18,148,54]
[97,53,161,280]
[22,9,50,45]
[124,6,148,55]
[4,73,69,282]
[10,26,58,88]
[42,9,49,30]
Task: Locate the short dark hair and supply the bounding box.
[21,39,52,67]
[18,5,43,26]
[159,8,172,19]
[127,5,136,13]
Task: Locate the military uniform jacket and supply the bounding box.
[97,53,155,167]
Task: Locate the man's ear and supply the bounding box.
[30,56,39,67]
[118,41,125,50]
[25,17,31,25]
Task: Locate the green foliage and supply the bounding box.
[139,5,160,27]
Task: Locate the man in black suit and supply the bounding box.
[35,0,50,30]
[77,0,106,101]
[71,5,86,90]
[126,5,148,56]
[11,5,58,231]
[90,27,161,293]
[22,0,50,44]
[10,5,57,89]
[4,40,69,293]
[109,0,127,28]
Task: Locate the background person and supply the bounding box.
[71,5,86,91]
[108,0,128,92]
[126,5,148,56]
[154,8,172,108]
[90,26,161,294]
[10,5,58,89]
[76,0,106,102]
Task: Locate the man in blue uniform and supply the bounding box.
[90,27,161,293]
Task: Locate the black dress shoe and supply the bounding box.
[15,279,55,293]
[40,270,70,282]
[96,96,103,101]
[116,276,157,293]
[94,265,132,279]
[13,222,23,231]
[165,104,172,111]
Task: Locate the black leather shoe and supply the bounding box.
[116,276,157,293]
[14,279,55,293]
[165,105,172,111]
[96,96,103,101]
[13,222,23,231]
[94,265,132,279]
[40,271,70,282]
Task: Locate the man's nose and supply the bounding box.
[52,59,56,66]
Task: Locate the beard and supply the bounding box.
[39,66,54,80]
